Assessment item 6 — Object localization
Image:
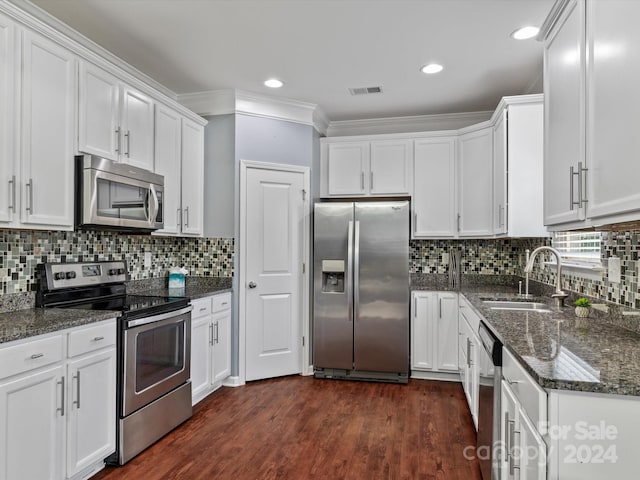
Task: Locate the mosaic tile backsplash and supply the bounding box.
[0,229,234,294]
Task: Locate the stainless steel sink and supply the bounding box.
[482,300,553,313]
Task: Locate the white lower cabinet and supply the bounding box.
[0,319,116,480]
[411,291,458,374]
[191,293,231,405]
[458,296,481,429]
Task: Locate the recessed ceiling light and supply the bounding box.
[264,78,284,88]
[421,63,443,74]
[511,26,540,40]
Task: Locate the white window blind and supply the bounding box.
[552,231,602,264]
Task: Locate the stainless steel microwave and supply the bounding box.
[75,155,164,232]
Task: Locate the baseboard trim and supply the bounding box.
[222,376,244,387]
[410,370,461,382]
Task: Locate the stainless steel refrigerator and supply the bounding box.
[313,201,410,383]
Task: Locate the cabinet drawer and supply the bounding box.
[503,347,547,427]
[191,297,212,319]
[212,293,231,313]
[67,320,116,358]
[0,334,64,379]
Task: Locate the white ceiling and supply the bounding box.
[29,0,554,122]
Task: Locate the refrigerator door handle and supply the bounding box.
[354,220,361,322]
[347,220,354,323]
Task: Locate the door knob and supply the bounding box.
[248,281,257,289]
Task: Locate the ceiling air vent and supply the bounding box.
[348,86,383,96]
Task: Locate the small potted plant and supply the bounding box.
[574,297,591,318]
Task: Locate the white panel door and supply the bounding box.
[180,118,204,236]
[190,315,212,403]
[543,0,586,225]
[78,62,120,160]
[66,349,116,477]
[501,380,520,480]
[154,105,182,235]
[0,15,15,225]
[245,166,304,381]
[0,365,64,480]
[411,292,434,370]
[413,137,457,238]
[586,0,640,220]
[327,142,368,196]
[21,30,75,229]
[369,139,412,195]
[493,110,507,234]
[120,85,154,170]
[212,310,231,384]
[519,409,546,480]
[436,292,459,372]
[458,128,493,237]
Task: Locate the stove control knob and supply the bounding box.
[54,272,65,280]
[65,271,76,280]
[117,268,125,275]
[108,269,118,276]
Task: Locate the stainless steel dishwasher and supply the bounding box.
[477,320,503,480]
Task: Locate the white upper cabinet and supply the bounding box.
[413,136,457,238]
[494,97,547,238]
[542,0,640,229]
[542,0,585,227]
[322,139,412,197]
[154,104,182,235]
[20,30,75,229]
[585,0,640,221]
[180,118,204,236]
[79,61,155,171]
[0,15,15,225]
[369,139,412,195]
[458,126,493,237]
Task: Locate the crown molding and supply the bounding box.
[326,111,493,137]
[177,89,328,134]
[489,93,544,124]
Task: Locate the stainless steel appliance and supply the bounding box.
[37,261,192,465]
[477,320,503,480]
[75,155,164,232]
[313,201,410,383]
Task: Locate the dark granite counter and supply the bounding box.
[0,308,119,344]
[411,275,640,396]
[126,276,233,299]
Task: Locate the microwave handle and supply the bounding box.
[148,185,159,226]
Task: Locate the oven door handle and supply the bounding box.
[127,305,193,328]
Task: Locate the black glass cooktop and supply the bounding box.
[63,294,189,319]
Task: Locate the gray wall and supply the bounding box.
[203,114,235,237]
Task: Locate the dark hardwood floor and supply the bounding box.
[94,377,482,480]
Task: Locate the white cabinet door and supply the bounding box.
[493,110,507,235]
[501,380,519,480]
[120,86,154,171]
[212,310,231,384]
[586,0,640,220]
[0,365,64,480]
[20,30,75,229]
[369,139,412,195]
[413,137,457,238]
[0,15,16,225]
[154,104,182,235]
[458,128,493,237]
[191,315,212,403]
[436,292,459,372]
[519,409,546,480]
[411,292,434,370]
[66,349,116,477]
[327,142,368,196]
[543,0,586,226]
[180,118,204,236]
[78,62,119,160]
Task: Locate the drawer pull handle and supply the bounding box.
[30,353,44,359]
[507,379,521,385]
[221,302,228,306]
[92,336,105,341]
[200,307,207,312]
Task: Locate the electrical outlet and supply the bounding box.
[608,256,621,284]
[144,251,152,268]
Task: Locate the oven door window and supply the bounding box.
[135,322,185,392]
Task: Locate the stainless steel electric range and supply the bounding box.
[36,260,193,465]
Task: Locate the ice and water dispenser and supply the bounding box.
[321,260,345,293]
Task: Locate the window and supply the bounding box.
[552,231,602,267]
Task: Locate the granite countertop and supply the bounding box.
[413,278,640,396]
[0,276,233,345]
[0,308,120,345]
